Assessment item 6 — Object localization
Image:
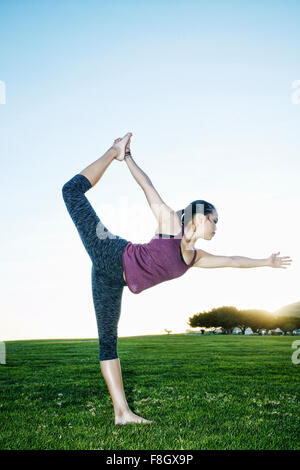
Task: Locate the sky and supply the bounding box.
[1,0,300,341]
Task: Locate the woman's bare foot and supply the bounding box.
[113,137,131,156]
[115,409,153,425]
[113,132,132,161]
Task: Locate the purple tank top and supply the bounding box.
[122,225,197,294]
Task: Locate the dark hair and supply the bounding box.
[176,200,216,227]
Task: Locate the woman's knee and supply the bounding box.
[62,174,91,195]
[99,336,118,361]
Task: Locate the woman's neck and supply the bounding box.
[181,224,197,250]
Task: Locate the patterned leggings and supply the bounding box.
[62,174,129,361]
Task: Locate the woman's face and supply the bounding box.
[195,210,218,240]
[206,210,218,239]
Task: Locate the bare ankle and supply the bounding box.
[114,406,130,418]
[108,146,118,159]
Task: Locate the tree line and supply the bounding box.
[188,306,300,335]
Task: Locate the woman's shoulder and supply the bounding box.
[154,225,183,238]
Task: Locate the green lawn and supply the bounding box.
[0,335,299,450]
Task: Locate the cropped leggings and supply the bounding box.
[62,174,129,361]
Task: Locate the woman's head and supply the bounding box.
[176,199,218,240]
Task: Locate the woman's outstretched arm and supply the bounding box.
[124,155,180,230]
[232,251,292,268]
[193,249,292,269]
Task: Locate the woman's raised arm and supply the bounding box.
[124,155,180,232]
[124,154,155,192]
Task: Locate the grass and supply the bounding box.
[0,335,299,450]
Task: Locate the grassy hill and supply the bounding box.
[274,300,300,317]
[0,335,299,450]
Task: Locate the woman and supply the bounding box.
[62,132,292,425]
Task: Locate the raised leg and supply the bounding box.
[79,132,132,186]
[79,147,117,187]
[62,173,100,263]
[62,170,128,277]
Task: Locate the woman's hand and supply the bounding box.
[267,251,293,269]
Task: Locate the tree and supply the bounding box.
[239,309,273,334]
[189,311,214,329]
[188,304,300,335]
[273,316,300,335]
[189,306,240,334]
[232,310,250,334]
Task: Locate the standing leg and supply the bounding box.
[100,359,152,425]
[91,268,152,425]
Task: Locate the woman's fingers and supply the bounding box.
[270,252,293,268]
[274,254,292,261]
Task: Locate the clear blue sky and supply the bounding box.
[1,0,299,340]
